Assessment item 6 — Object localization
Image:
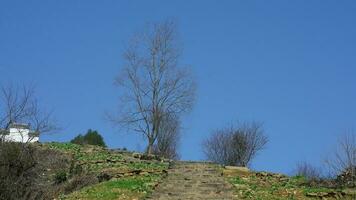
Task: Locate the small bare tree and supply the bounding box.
[294,161,321,180]
[203,121,268,167]
[325,132,355,179]
[109,20,196,154]
[152,113,180,160]
[203,128,233,165]
[0,84,57,142]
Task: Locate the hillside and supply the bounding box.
[45,143,170,200]
[223,166,355,200]
[1,142,354,200]
[0,142,169,200]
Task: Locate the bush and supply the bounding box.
[294,161,321,181]
[203,121,268,167]
[325,133,355,178]
[54,170,67,184]
[69,161,83,177]
[70,129,106,147]
[336,166,356,188]
[0,142,37,200]
[323,132,355,188]
[70,134,85,145]
[63,174,98,194]
[0,142,74,200]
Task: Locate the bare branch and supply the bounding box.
[203,121,268,167]
[325,131,356,177]
[0,84,59,142]
[109,20,195,154]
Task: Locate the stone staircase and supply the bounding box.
[146,161,235,200]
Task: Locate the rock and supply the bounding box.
[140,154,160,161]
[132,153,142,159]
[279,177,289,182]
[255,172,269,177]
[306,192,319,197]
[140,171,149,176]
[343,188,356,195]
[234,184,249,190]
[255,171,287,180]
[319,192,329,197]
[306,192,338,198]
[162,158,172,163]
[224,166,249,171]
[274,173,287,178]
[223,166,250,177]
[97,172,112,182]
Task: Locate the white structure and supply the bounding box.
[1,123,39,143]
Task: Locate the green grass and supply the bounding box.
[45,142,125,171]
[63,175,161,200]
[46,142,81,153]
[126,162,169,171]
[227,173,339,200]
[44,142,169,199]
[230,176,247,185]
[302,187,337,195]
[45,143,169,174]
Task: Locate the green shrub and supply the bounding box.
[64,174,98,194]
[71,129,106,147]
[69,164,83,177]
[54,170,67,184]
[70,135,85,145]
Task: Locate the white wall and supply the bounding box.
[4,128,39,143]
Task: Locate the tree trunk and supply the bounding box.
[147,138,154,155]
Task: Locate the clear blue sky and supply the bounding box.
[1,0,355,174]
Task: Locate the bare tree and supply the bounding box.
[202,128,233,165]
[152,113,180,160]
[0,85,33,129]
[203,121,268,167]
[294,161,321,180]
[0,84,57,142]
[325,132,355,178]
[109,20,196,154]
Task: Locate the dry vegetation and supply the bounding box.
[1,141,355,200]
[223,167,356,200]
[0,142,170,200]
[203,121,268,167]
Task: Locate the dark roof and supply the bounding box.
[9,123,30,129]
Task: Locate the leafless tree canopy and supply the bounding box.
[0,84,57,142]
[110,20,196,154]
[203,121,268,167]
[152,113,180,160]
[294,161,321,180]
[325,132,356,177]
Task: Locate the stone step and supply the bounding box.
[146,161,235,200]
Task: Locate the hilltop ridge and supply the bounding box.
[1,142,355,200]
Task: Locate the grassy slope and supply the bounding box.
[64,175,161,200]
[43,143,169,200]
[224,169,355,200]
[42,143,355,200]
